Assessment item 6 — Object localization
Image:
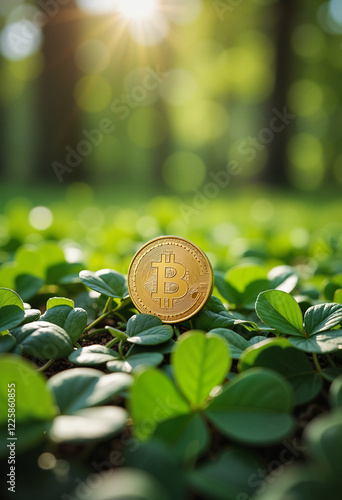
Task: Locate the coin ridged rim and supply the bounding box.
[127,236,214,324]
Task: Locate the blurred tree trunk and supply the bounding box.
[261,0,295,186]
[36,0,85,183]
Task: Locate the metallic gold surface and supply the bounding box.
[127,236,214,323]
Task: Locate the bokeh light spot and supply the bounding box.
[29,207,53,231]
[162,151,206,192]
[74,75,112,113]
[159,68,197,106]
[1,20,42,61]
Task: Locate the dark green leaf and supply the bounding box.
[289,331,342,353]
[11,321,73,360]
[239,338,322,405]
[205,368,294,445]
[107,352,163,373]
[69,344,120,365]
[40,305,87,343]
[15,274,44,301]
[0,287,25,331]
[329,375,342,408]
[0,334,16,353]
[48,367,132,414]
[195,296,235,331]
[209,328,249,359]
[188,449,265,500]
[48,406,127,443]
[304,303,342,336]
[126,314,173,345]
[153,413,209,462]
[79,269,128,298]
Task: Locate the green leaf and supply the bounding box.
[15,274,44,301]
[304,303,342,336]
[172,332,231,408]
[40,305,87,343]
[126,314,173,345]
[129,368,191,440]
[334,289,342,304]
[288,331,342,353]
[89,469,171,500]
[226,265,268,294]
[123,440,187,500]
[79,269,128,298]
[320,367,342,382]
[256,290,303,336]
[304,409,342,471]
[106,326,129,341]
[47,297,74,309]
[11,321,73,360]
[239,338,322,405]
[0,334,16,353]
[48,406,127,443]
[205,368,295,445]
[0,287,25,331]
[188,449,265,500]
[107,352,163,373]
[195,296,235,331]
[127,339,176,356]
[153,413,209,462]
[68,344,120,365]
[214,271,240,304]
[254,469,326,500]
[268,265,299,293]
[0,355,56,424]
[48,368,132,414]
[329,375,342,408]
[209,328,249,359]
[20,309,41,325]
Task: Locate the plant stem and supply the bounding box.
[37,359,54,372]
[75,342,82,349]
[83,297,131,334]
[312,353,322,372]
[106,338,120,349]
[118,340,124,359]
[83,311,113,333]
[103,297,114,314]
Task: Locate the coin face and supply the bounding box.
[127,236,213,323]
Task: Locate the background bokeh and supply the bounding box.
[0,0,341,282]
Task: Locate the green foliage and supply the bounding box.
[1,211,342,499]
[0,287,25,331]
[205,368,294,445]
[79,269,128,298]
[172,331,231,409]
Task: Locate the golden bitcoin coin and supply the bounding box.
[127,236,214,323]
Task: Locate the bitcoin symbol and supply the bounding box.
[151,253,188,308]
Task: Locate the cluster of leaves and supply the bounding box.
[1,262,342,500]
